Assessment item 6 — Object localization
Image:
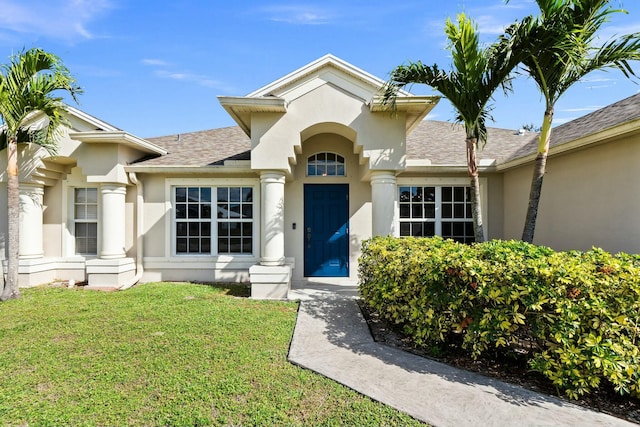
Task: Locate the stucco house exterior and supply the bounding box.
[1,54,639,298]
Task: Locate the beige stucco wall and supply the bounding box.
[0,182,6,261]
[139,173,169,259]
[251,82,407,174]
[503,134,640,254]
[137,171,260,283]
[485,173,504,240]
[285,133,371,282]
[43,179,63,258]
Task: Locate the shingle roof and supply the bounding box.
[506,92,640,161]
[139,126,250,166]
[553,92,640,145]
[406,120,537,165]
[133,93,640,168]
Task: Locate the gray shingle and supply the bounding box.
[551,92,640,145]
[138,126,250,166]
[406,121,538,165]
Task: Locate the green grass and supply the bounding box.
[0,282,424,426]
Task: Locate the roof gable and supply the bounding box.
[247,54,403,101]
[219,55,438,137]
[64,105,122,132]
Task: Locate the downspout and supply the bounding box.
[119,172,144,290]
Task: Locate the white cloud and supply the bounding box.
[553,117,577,125]
[474,15,511,35]
[0,0,113,41]
[259,5,333,25]
[559,106,604,113]
[141,59,171,67]
[153,69,233,91]
[580,77,616,83]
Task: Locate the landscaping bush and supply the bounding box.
[359,236,640,399]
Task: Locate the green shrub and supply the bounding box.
[359,236,640,399]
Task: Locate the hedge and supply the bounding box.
[359,236,640,399]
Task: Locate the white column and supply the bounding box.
[259,171,285,266]
[371,171,397,237]
[99,183,127,259]
[19,183,44,259]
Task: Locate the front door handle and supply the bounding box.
[307,227,311,248]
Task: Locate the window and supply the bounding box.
[217,187,253,254]
[174,186,253,255]
[175,187,211,254]
[307,152,345,176]
[74,188,98,255]
[399,185,475,243]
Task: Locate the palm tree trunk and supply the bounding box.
[2,137,20,300]
[522,108,553,243]
[466,137,485,243]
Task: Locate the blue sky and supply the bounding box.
[1,0,639,138]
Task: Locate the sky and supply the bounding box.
[0,0,639,138]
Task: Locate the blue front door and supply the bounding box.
[304,184,349,277]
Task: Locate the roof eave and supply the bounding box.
[69,131,168,155]
[370,95,441,133]
[64,105,122,132]
[497,118,640,172]
[401,164,497,174]
[125,162,255,174]
[217,96,288,136]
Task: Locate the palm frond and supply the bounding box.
[0,47,81,152]
[383,13,520,146]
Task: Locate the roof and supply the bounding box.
[407,121,537,165]
[136,120,535,169]
[134,92,640,170]
[218,54,437,136]
[553,92,640,145]
[503,92,640,165]
[140,126,250,167]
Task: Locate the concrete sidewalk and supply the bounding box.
[288,294,636,427]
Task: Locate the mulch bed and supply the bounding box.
[357,300,640,424]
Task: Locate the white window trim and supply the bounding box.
[164,178,260,258]
[62,181,100,259]
[395,177,488,241]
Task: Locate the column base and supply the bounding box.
[86,258,136,288]
[249,264,292,300]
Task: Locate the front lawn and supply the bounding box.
[0,282,423,426]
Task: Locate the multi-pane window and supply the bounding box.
[174,186,253,255]
[217,187,253,254]
[74,188,98,255]
[308,152,345,176]
[175,187,211,254]
[399,186,475,243]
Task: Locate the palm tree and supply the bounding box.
[514,0,640,243]
[382,14,520,242]
[0,48,81,301]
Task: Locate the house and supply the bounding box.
[1,54,639,299]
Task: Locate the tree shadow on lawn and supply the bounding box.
[192,282,251,298]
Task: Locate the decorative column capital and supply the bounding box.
[370,170,397,185]
[259,170,286,184]
[100,183,127,195]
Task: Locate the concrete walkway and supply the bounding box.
[287,290,636,427]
